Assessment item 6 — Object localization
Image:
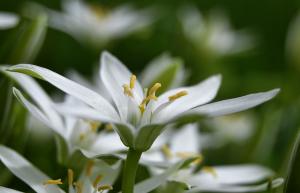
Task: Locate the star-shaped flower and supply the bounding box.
[7,51,279,152]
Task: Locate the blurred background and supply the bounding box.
[0,0,300,192]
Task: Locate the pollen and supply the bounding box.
[139,82,161,113]
[161,144,173,159]
[43,179,63,185]
[93,175,103,188]
[123,84,133,97]
[98,184,113,192]
[90,121,101,132]
[130,74,136,89]
[105,123,113,131]
[168,90,188,102]
[202,166,217,178]
[68,169,74,186]
[85,160,95,176]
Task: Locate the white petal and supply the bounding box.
[186,178,284,193]
[90,132,126,154]
[8,64,118,120]
[0,12,19,29]
[153,75,221,123]
[12,88,66,138]
[100,51,144,120]
[188,165,274,185]
[2,67,64,129]
[190,89,280,117]
[0,146,65,193]
[0,187,24,193]
[171,124,200,154]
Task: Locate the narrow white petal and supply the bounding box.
[0,146,65,193]
[188,164,274,186]
[0,187,24,193]
[2,67,64,129]
[0,12,19,29]
[12,88,66,138]
[185,178,284,193]
[171,124,200,154]
[8,64,118,120]
[90,133,126,154]
[100,51,144,120]
[153,75,221,123]
[191,89,280,117]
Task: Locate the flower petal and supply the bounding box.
[190,89,280,117]
[153,75,221,123]
[188,164,274,185]
[0,145,65,193]
[0,187,24,193]
[7,64,118,120]
[0,12,19,29]
[12,88,65,138]
[185,178,283,193]
[90,132,126,154]
[100,51,144,120]
[1,67,64,129]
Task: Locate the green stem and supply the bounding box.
[122,148,142,193]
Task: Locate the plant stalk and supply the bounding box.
[122,148,142,193]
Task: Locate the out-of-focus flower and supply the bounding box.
[35,0,153,48]
[142,124,283,192]
[7,51,279,152]
[286,12,300,71]
[0,67,125,157]
[179,6,253,61]
[0,145,121,193]
[201,112,256,148]
[0,12,19,29]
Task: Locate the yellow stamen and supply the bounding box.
[148,83,161,99]
[168,90,188,101]
[105,123,113,131]
[43,179,63,185]
[93,175,103,188]
[139,83,162,113]
[85,160,95,176]
[68,169,74,186]
[176,152,203,164]
[90,121,101,132]
[79,133,85,141]
[123,84,133,97]
[202,166,217,178]
[161,144,173,159]
[98,185,113,192]
[130,75,136,89]
[74,181,83,193]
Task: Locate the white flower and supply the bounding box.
[0,67,125,156]
[0,145,121,193]
[0,12,19,29]
[37,0,153,47]
[179,6,253,58]
[142,124,283,192]
[7,51,279,152]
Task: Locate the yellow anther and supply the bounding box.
[130,75,136,89]
[105,123,113,131]
[43,179,63,185]
[168,90,188,102]
[98,185,113,192]
[79,133,85,141]
[148,83,161,99]
[202,166,217,178]
[74,181,83,193]
[161,145,173,159]
[85,160,95,176]
[90,121,101,132]
[68,169,74,186]
[123,84,133,97]
[93,175,103,188]
[176,152,203,164]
